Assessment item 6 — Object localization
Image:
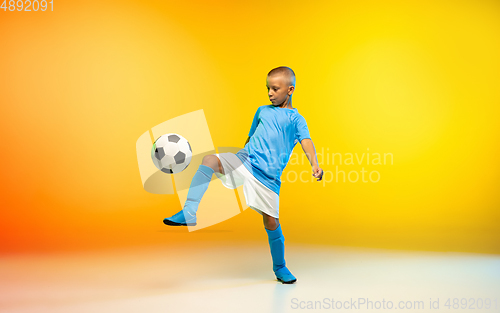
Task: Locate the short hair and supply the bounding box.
[267,66,296,87]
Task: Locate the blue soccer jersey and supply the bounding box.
[235,104,311,196]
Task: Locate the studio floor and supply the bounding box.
[1,241,499,313]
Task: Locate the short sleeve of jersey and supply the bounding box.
[294,114,311,144]
[248,106,263,137]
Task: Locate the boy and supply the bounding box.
[164,66,323,284]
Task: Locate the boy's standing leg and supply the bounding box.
[263,213,297,284]
[163,154,224,226]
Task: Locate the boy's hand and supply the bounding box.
[312,165,323,181]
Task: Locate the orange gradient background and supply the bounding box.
[1,0,499,255]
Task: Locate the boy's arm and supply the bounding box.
[300,138,323,181]
[243,106,262,147]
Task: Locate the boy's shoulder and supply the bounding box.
[253,104,274,117]
[287,107,306,120]
[258,104,273,110]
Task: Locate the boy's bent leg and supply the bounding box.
[163,154,221,226]
[264,213,297,284]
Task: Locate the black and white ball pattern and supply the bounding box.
[151,133,192,174]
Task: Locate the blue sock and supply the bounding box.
[183,164,214,215]
[265,224,286,272]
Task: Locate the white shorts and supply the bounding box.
[214,152,279,218]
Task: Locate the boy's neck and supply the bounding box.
[274,103,294,110]
[277,98,294,109]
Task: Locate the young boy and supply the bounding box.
[163,66,323,284]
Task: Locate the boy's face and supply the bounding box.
[266,74,294,107]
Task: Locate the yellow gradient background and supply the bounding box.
[1,0,499,254]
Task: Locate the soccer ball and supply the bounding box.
[151,133,192,174]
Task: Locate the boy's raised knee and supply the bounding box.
[202,154,223,174]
